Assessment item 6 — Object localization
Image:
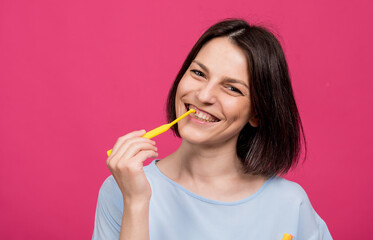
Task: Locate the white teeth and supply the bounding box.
[187,104,219,122]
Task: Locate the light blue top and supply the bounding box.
[92,159,333,240]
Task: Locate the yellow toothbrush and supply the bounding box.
[107,109,196,156]
[282,233,293,240]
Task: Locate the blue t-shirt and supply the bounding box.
[92,159,332,239]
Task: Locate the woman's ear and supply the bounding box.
[248,115,259,127]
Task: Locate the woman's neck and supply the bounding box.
[169,139,247,185]
[156,138,268,201]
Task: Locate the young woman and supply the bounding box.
[92,19,333,240]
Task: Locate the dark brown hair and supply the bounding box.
[166,18,306,178]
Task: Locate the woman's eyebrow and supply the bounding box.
[192,60,209,73]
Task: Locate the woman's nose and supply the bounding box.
[196,82,217,104]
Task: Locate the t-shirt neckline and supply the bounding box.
[151,159,274,206]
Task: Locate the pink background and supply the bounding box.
[1,0,372,239]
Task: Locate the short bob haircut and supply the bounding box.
[166,18,306,178]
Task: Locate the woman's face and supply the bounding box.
[175,37,258,146]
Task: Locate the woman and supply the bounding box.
[92,19,333,239]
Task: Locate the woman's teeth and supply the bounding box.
[187,105,219,122]
[192,112,218,122]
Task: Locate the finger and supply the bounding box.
[110,129,146,157]
[120,142,158,164]
[113,141,157,168]
[121,150,159,170]
[133,150,159,163]
[108,139,156,168]
[107,130,149,165]
[109,136,155,164]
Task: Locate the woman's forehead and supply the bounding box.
[193,37,249,83]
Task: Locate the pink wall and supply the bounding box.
[1,0,372,239]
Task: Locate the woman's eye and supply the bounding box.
[191,69,205,77]
[227,86,243,94]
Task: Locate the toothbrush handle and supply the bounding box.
[142,124,170,139]
[107,110,195,157]
[107,149,113,156]
[106,124,170,157]
[282,233,293,240]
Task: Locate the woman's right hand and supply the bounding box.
[106,129,158,204]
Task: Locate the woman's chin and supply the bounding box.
[179,127,225,147]
[179,128,212,144]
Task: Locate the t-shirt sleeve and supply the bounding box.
[92,176,123,240]
[295,186,333,240]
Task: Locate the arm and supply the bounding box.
[92,176,151,240]
[93,130,157,239]
[107,130,157,239]
[120,199,150,240]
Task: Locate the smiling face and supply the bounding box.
[175,37,258,146]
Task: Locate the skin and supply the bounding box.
[106,37,269,239]
[157,37,267,201]
[107,130,156,240]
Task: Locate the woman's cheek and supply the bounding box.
[223,98,251,120]
[178,77,200,94]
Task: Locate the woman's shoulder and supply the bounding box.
[98,162,156,202]
[93,175,124,235]
[97,175,123,206]
[267,176,311,203]
[100,175,119,191]
[266,177,333,239]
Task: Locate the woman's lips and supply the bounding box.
[185,104,221,122]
